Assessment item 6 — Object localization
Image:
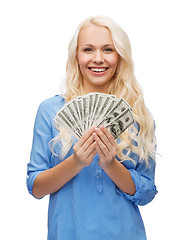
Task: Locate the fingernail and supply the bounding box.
[90,126,96,131]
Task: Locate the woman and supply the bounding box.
[27,15,157,240]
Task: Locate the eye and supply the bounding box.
[104,48,114,53]
[83,48,93,52]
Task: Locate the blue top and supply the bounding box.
[27,95,157,240]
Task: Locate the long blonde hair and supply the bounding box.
[53,15,156,164]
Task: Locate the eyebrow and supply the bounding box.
[81,44,114,48]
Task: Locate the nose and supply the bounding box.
[92,50,104,64]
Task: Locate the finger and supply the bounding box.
[100,126,116,145]
[94,141,105,159]
[78,134,95,156]
[87,148,97,160]
[74,134,94,153]
[84,141,96,156]
[93,133,108,157]
[76,126,96,148]
[94,127,112,151]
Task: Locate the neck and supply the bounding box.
[82,83,109,95]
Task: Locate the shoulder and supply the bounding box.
[39,95,65,110]
[38,95,65,115]
[35,95,65,124]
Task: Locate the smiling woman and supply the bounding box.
[27,15,157,240]
[76,25,119,93]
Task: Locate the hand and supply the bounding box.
[73,126,97,168]
[93,126,118,169]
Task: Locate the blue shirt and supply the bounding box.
[27,95,157,240]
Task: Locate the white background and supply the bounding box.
[1,0,192,239]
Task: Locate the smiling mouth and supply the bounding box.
[88,67,109,72]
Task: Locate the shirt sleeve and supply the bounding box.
[116,151,158,206]
[26,100,53,198]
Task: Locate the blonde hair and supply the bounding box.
[52,15,156,165]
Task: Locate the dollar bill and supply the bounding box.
[89,92,100,123]
[90,93,107,127]
[82,95,89,131]
[55,93,134,139]
[97,98,131,127]
[54,112,81,139]
[87,93,95,129]
[94,95,118,126]
[71,99,82,130]
[60,107,82,138]
[65,100,83,135]
[105,108,134,138]
[76,97,84,131]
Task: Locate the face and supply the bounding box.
[76,25,119,93]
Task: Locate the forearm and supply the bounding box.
[101,158,136,196]
[92,127,136,195]
[32,155,83,199]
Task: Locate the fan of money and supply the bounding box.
[55,93,135,139]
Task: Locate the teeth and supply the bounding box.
[90,68,107,72]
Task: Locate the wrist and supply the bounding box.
[70,155,85,172]
[99,158,116,171]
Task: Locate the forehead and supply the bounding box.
[78,25,113,46]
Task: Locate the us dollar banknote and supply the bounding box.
[55,93,134,139]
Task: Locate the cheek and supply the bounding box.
[77,53,91,68]
[107,54,119,67]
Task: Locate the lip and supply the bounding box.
[88,67,109,75]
